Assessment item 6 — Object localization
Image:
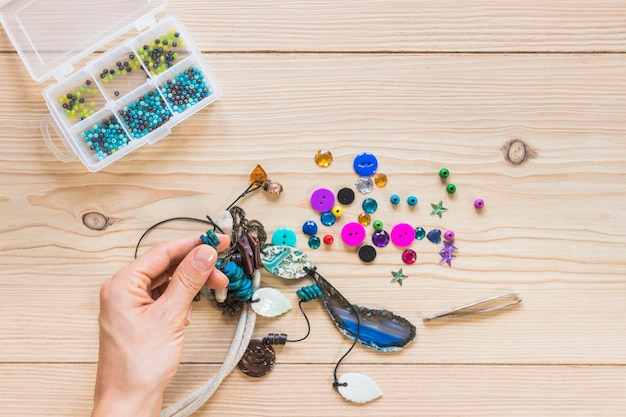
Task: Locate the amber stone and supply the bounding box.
[358,212,372,226]
[314,149,333,168]
[374,173,388,187]
[249,164,267,184]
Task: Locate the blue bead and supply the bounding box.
[353,152,379,177]
[302,220,318,236]
[362,198,378,214]
[407,196,418,206]
[390,194,400,205]
[271,227,297,247]
[320,211,336,226]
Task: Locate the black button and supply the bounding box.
[337,187,355,205]
[358,245,377,263]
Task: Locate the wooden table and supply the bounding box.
[1,1,625,415]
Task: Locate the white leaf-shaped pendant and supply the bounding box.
[251,287,292,317]
[337,373,383,403]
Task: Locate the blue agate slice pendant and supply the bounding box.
[308,268,416,352]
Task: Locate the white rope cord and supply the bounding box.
[161,269,260,417]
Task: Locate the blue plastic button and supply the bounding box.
[353,152,378,177]
[302,220,318,236]
[272,228,297,247]
[390,194,400,205]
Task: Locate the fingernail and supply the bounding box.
[192,246,216,272]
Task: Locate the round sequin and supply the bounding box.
[308,236,321,249]
[402,249,417,265]
[341,222,366,246]
[271,228,297,247]
[353,152,378,177]
[302,220,318,236]
[390,223,415,247]
[310,188,335,213]
[337,187,355,205]
[374,173,387,187]
[315,149,333,168]
[474,198,485,209]
[358,212,371,226]
[358,245,377,263]
[372,230,390,247]
[444,230,455,241]
[407,196,418,206]
[414,227,426,240]
[355,176,374,194]
[362,198,378,214]
[320,211,336,226]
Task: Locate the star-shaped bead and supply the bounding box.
[439,240,459,266]
[430,201,448,218]
[391,269,408,286]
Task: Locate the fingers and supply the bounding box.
[159,244,228,318]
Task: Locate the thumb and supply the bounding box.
[161,244,217,317]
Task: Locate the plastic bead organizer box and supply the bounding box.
[0,0,222,172]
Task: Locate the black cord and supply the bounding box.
[134,216,215,259]
[286,300,312,343]
[332,303,361,387]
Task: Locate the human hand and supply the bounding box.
[91,233,230,417]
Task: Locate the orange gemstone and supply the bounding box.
[374,173,388,187]
[358,212,371,226]
[314,149,333,168]
[249,165,267,184]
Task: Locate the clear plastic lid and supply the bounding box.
[0,0,168,83]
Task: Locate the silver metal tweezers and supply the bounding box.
[423,292,522,323]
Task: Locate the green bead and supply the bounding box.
[439,168,450,179]
[446,183,456,194]
[373,220,383,231]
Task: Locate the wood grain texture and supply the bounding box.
[0,0,625,415]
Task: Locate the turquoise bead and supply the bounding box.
[390,194,400,205]
[407,196,418,206]
[272,228,297,247]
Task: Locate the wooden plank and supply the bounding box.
[0,53,625,366]
[1,363,626,416]
[1,1,626,54]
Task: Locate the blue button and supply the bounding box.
[272,228,297,247]
[353,152,378,177]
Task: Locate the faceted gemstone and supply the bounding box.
[414,227,426,240]
[355,176,374,194]
[402,249,417,265]
[372,230,390,247]
[249,164,267,184]
[320,211,336,226]
[358,212,371,226]
[308,236,321,249]
[374,173,388,187]
[427,229,442,244]
[362,198,378,214]
[315,149,333,168]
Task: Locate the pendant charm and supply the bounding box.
[261,245,313,279]
[336,373,383,403]
[238,339,276,377]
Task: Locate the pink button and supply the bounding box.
[341,222,366,246]
[310,188,335,213]
[390,223,415,247]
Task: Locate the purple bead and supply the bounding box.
[372,230,390,247]
[444,230,455,241]
[474,198,485,209]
